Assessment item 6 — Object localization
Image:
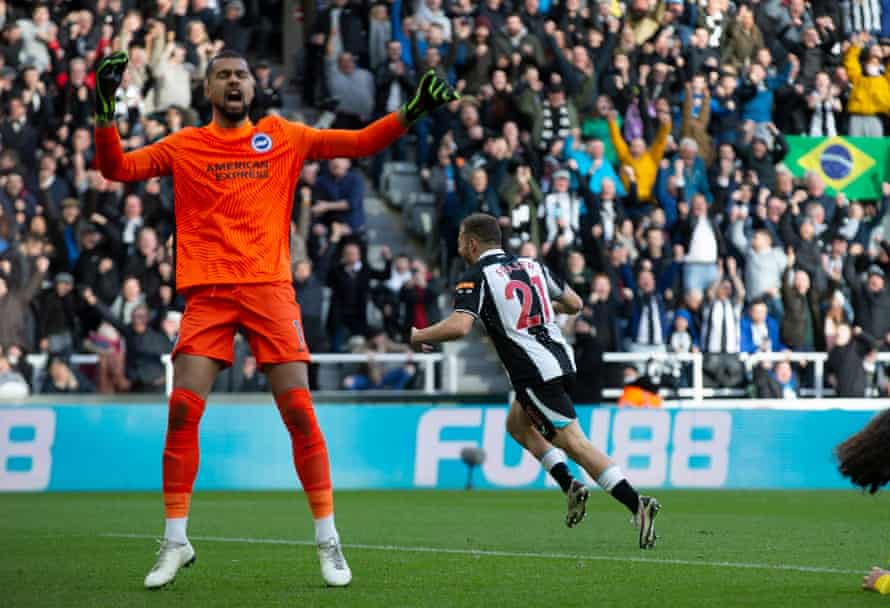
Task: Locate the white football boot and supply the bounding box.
[565,480,590,528]
[144,540,196,589]
[633,496,661,549]
[317,537,352,587]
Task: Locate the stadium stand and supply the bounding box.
[3,0,890,400]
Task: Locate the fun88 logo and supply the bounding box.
[1,409,56,491]
[820,144,854,181]
[251,132,273,153]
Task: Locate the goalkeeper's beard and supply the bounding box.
[214,101,250,123]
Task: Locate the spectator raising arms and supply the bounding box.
[2,0,890,402]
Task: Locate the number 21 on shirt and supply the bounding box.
[504,276,551,331]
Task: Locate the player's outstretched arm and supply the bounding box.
[93,51,173,182]
[410,312,474,350]
[307,70,459,160]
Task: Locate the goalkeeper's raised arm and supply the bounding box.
[93,51,459,182]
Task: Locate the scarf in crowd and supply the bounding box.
[540,101,571,150]
[808,95,838,137]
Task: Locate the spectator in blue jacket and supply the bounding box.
[314,158,367,236]
[41,355,96,393]
[740,298,786,354]
[710,69,743,146]
[565,136,626,197]
[626,268,671,352]
[739,51,792,140]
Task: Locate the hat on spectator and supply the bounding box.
[54,272,74,285]
[868,264,885,278]
[553,169,570,181]
[547,82,565,95]
[61,197,80,208]
[0,67,15,80]
[675,308,694,326]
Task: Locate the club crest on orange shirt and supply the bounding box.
[251,133,272,153]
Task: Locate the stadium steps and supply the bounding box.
[443,328,512,394]
[284,91,502,390]
[365,178,506,394]
[364,189,424,262]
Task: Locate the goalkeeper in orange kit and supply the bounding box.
[93,49,457,589]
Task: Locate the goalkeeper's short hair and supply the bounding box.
[206,49,249,79]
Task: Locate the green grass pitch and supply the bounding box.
[3,490,890,607]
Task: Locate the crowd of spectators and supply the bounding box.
[307,0,890,400]
[4,0,890,400]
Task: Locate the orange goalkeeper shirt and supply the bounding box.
[94,113,405,291]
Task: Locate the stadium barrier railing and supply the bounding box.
[162,353,457,396]
[22,351,890,404]
[602,352,706,403]
[599,351,890,404]
[23,353,457,397]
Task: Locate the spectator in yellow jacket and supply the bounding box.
[844,33,890,137]
[608,110,672,203]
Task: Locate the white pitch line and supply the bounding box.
[101,533,859,575]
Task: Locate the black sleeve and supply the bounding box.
[842,252,862,292]
[453,266,485,318]
[545,34,579,95]
[369,259,392,281]
[779,209,802,249]
[771,132,789,164]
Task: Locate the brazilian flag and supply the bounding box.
[784,136,890,200]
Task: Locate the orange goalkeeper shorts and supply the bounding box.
[172,282,310,367]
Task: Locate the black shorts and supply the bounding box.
[515,375,577,441]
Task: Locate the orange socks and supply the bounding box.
[275,387,334,519]
[162,388,206,519]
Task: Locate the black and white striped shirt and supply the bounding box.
[847,0,882,35]
[454,249,576,387]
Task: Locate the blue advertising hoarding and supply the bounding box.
[0,404,877,492]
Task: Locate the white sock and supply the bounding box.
[595,465,624,493]
[539,447,567,472]
[164,517,188,545]
[314,514,338,544]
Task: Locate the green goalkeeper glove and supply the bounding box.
[95,51,129,124]
[402,70,460,126]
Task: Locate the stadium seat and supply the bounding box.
[403,192,436,237]
[380,162,422,209]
